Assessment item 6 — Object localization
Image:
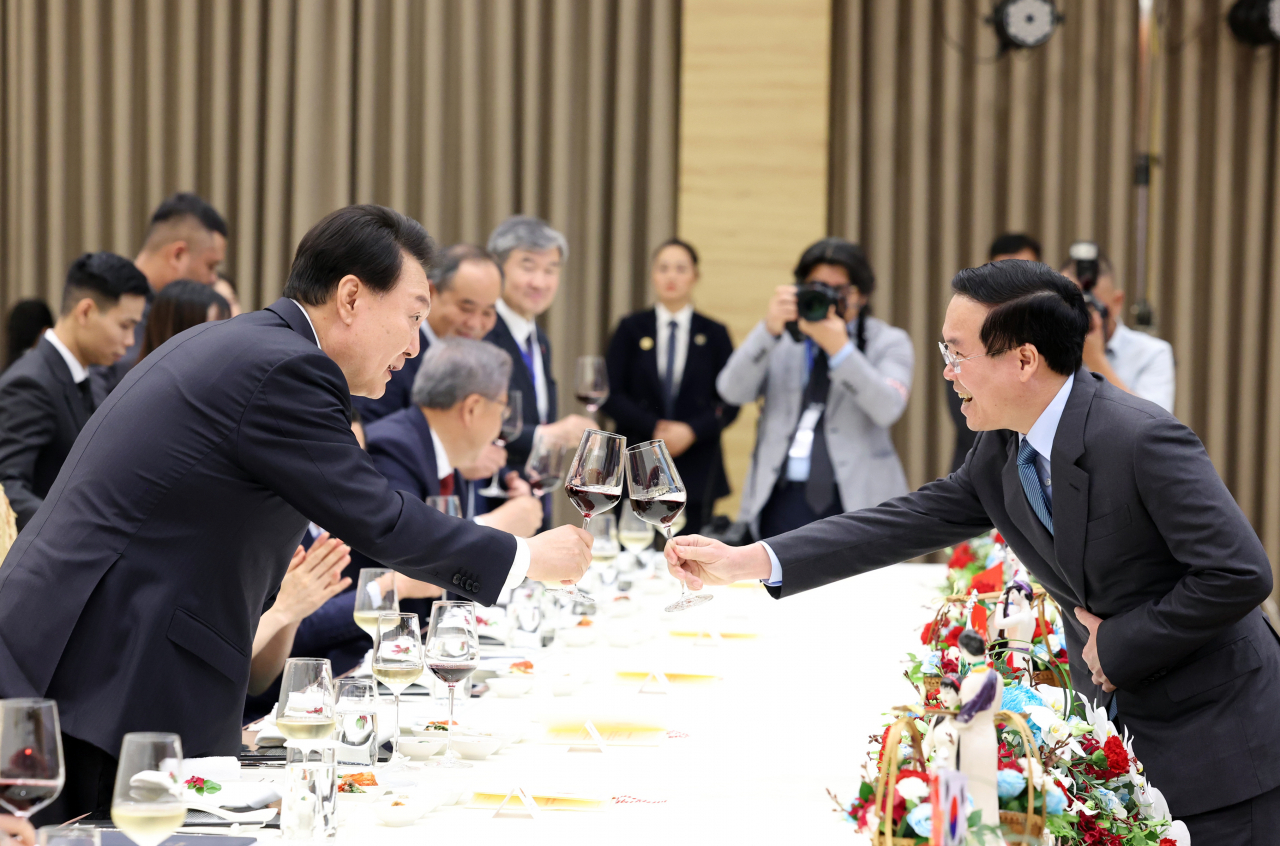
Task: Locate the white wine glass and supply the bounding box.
[0,699,64,820]
[275,658,336,748]
[618,500,655,570]
[574,355,609,414]
[478,390,523,498]
[625,439,711,612]
[353,568,398,642]
[423,601,480,769]
[110,732,184,846]
[524,429,568,499]
[372,612,424,763]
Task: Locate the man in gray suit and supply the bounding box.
[668,260,1280,841]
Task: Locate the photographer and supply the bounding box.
[717,238,913,538]
[1059,243,1174,412]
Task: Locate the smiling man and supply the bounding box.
[663,259,1280,842]
[0,205,592,824]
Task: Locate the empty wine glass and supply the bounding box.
[426,495,463,517]
[275,658,336,747]
[372,613,424,762]
[333,679,379,766]
[353,568,398,642]
[38,824,100,845]
[618,500,655,569]
[575,355,609,414]
[0,699,64,821]
[524,429,568,498]
[110,732,184,846]
[625,439,711,612]
[478,390,523,498]
[588,513,620,560]
[423,601,480,769]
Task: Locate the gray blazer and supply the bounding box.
[717,316,914,534]
[764,370,1280,817]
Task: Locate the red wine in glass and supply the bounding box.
[428,663,478,685]
[566,483,622,519]
[575,390,609,413]
[0,780,61,815]
[530,475,562,497]
[631,492,687,528]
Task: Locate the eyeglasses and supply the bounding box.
[938,342,1007,374]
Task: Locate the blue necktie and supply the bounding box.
[520,333,544,423]
[662,319,678,418]
[1017,438,1053,534]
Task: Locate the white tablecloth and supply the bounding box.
[241,564,939,844]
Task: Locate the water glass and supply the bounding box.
[38,825,100,845]
[281,744,336,843]
[333,679,379,766]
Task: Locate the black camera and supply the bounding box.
[785,282,845,342]
[1068,241,1109,324]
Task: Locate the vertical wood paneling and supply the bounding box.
[829,0,1280,581]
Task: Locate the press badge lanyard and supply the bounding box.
[788,340,824,463]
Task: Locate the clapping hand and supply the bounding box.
[1074,607,1116,693]
[664,535,773,590]
[274,534,352,624]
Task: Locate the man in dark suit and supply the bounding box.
[665,261,1280,842]
[0,205,592,825]
[603,239,738,533]
[485,216,593,473]
[92,193,228,401]
[0,253,149,528]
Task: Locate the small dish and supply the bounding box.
[398,735,446,760]
[549,674,584,697]
[374,795,427,827]
[489,675,534,696]
[558,626,597,648]
[449,734,501,760]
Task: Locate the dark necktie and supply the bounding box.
[521,333,544,423]
[1017,439,1053,534]
[439,472,455,497]
[662,319,678,418]
[803,347,837,514]
[76,379,95,421]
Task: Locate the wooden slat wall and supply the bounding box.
[829,0,1280,575]
[0,0,678,447]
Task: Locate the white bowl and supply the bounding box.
[398,735,446,760]
[411,724,454,738]
[549,674,584,696]
[374,795,428,826]
[491,673,536,695]
[337,786,385,804]
[558,625,598,647]
[449,734,501,760]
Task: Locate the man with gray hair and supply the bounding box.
[485,215,593,472]
[361,338,543,543]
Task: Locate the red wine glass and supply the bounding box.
[575,355,609,415]
[478,390,522,498]
[625,439,712,612]
[423,601,479,769]
[0,699,63,822]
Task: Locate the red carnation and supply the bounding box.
[1160,840,1178,846]
[948,543,975,570]
[1103,735,1130,775]
[921,621,937,646]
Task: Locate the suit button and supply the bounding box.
[473,583,481,593]
[465,580,474,592]
[452,574,461,585]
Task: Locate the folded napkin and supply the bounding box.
[181,757,241,783]
[201,780,281,810]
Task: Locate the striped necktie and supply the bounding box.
[1017,438,1053,534]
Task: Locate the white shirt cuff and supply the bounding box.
[760,541,783,586]
[503,537,532,591]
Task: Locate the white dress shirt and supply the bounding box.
[496,299,548,423]
[762,373,1076,586]
[42,329,89,384]
[1105,323,1175,413]
[654,303,693,399]
[291,300,530,589]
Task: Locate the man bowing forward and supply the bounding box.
[667,260,1280,843]
[0,205,591,823]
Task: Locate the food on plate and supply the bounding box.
[576,617,594,627]
[425,720,458,731]
[343,771,378,788]
[508,660,535,674]
[391,800,406,807]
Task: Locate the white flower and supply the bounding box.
[1164,820,1191,845]
[1032,684,1067,714]
[896,777,931,804]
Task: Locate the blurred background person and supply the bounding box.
[213,274,243,317]
[133,280,231,365]
[5,299,54,370]
[485,216,593,474]
[717,238,913,539]
[603,239,738,534]
[0,253,148,528]
[354,243,504,425]
[948,233,1044,471]
[1059,243,1175,412]
[94,192,228,398]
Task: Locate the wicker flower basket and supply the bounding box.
[994,710,1046,838]
[869,715,929,846]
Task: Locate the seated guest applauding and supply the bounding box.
[717,238,914,539]
[365,338,543,539]
[133,280,231,365]
[603,239,738,533]
[0,253,148,528]
[5,299,54,370]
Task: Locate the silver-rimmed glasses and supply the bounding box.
[937,341,1007,374]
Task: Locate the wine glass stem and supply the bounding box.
[445,683,457,759]
[582,516,591,530]
[391,691,401,760]
[664,526,688,597]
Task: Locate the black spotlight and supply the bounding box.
[1228,0,1280,44]
[990,0,1062,51]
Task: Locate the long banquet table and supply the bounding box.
[239,563,939,845]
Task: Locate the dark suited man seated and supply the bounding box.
[665,260,1280,844]
[365,337,543,540]
[0,252,148,528]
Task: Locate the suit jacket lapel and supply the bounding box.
[638,310,662,397]
[1050,369,1097,609]
[408,409,441,498]
[265,298,319,346]
[1001,436,1071,588]
[38,340,90,429]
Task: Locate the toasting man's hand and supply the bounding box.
[665,536,773,590]
[526,525,593,585]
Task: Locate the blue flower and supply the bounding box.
[905,802,933,838]
[923,652,942,674]
[997,769,1027,799]
[1000,684,1045,713]
[1094,787,1124,815]
[1045,784,1067,815]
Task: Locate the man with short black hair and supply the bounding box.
[1059,246,1175,412]
[0,252,148,527]
[1,205,592,825]
[666,259,1280,842]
